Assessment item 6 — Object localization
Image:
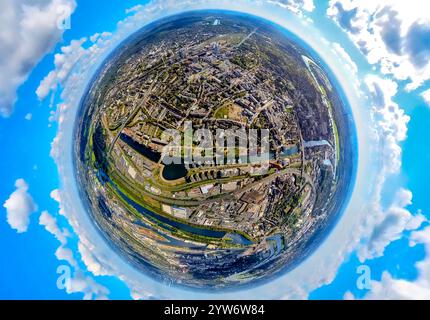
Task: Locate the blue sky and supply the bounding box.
[1,0,430,300]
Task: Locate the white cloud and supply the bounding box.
[328,0,430,91]
[37,33,113,107]
[365,75,409,175]
[358,189,426,261]
[65,270,109,300]
[36,38,87,101]
[421,89,430,107]
[125,5,144,15]
[269,0,315,16]
[55,245,77,266]
[77,239,112,277]
[36,196,109,299]
[47,190,112,298]
[327,41,361,92]
[3,179,37,233]
[331,42,358,75]
[48,189,115,277]
[341,76,414,267]
[366,272,430,300]
[0,0,76,116]
[25,113,32,121]
[50,133,63,161]
[361,226,430,300]
[39,210,67,244]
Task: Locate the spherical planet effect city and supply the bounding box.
[74,11,356,290]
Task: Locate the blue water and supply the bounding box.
[112,183,253,245]
[281,145,299,156]
[119,133,161,163]
[117,186,225,238]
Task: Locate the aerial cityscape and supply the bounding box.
[4,0,429,302]
[74,11,355,289]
